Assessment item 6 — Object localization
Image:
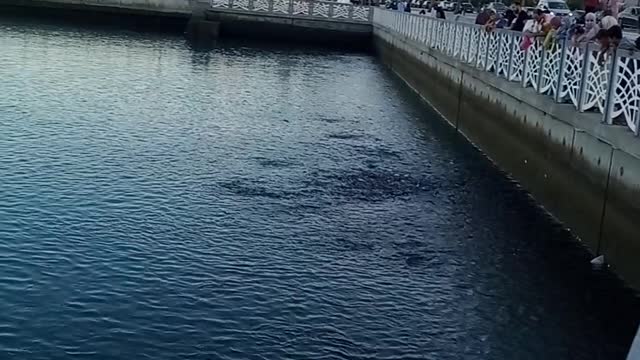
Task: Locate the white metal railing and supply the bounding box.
[372,8,640,135]
[209,0,372,22]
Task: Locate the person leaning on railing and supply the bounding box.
[596,25,637,65]
[510,9,528,31]
[573,12,600,45]
[483,11,498,31]
[520,9,545,50]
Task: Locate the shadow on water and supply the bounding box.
[386,68,640,357]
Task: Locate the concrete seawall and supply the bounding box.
[0,0,192,16]
[0,0,193,32]
[206,10,371,49]
[0,0,370,48]
[373,25,640,289]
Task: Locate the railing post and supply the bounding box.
[537,44,546,93]
[473,30,481,66]
[441,22,446,52]
[577,43,592,112]
[603,50,620,124]
[248,0,254,10]
[410,15,415,40]
[308,0,314,15]
[229,0,234,8]
[452,23,458,57]
[367,6,373,22]
[433,19,439,48]
[554,38,568,102]
[288,0,293,14]
[328,2,334,18]
[494,33,501,74]
[483,33,490,69]
[466,27,473,63]
[521,45,529,87]
[268,0,273,12]
[506,34,516,78]
[635,107,640,136]
[394,11,398,32]
[449,23,455,55]
[348,4,354,20]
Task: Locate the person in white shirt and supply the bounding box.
[521,9,544,50]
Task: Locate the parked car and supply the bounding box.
[537,0,572,16]
[573,9,585,18]
[442,1,456,11]
[453,2,473,12]
[458,2,473,12]
[619,6,640,30]
[483,2,508,14]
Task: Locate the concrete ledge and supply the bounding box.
[373,25,640,290]
[207,10,372,49]
[207,7,371,27]
[0,0,192,17]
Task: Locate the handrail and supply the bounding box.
[209,0,373,22]
[372,8,640,136]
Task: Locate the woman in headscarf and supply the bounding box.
[543,16,563,49]
[573,12,600,44]
[600,11,619,30]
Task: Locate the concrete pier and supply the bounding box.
[0,0,371,47]
[205,10,371,48]
[0,0,192,17]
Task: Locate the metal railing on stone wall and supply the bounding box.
[372,8,640,135]
[209,0,373,22]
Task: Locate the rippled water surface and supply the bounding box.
[0,17,638,360]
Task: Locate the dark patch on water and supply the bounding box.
[301,167,465,204]
[327,133,366,140]
[404,254,431,267]
[253,157,296,168]
[317,117,344,124]
[336,238,377,252]
[217,179,288,199]
[347,143,403,160]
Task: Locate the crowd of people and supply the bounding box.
[386,0,447,18]
[385,0,638,63]
[473,1,638,60]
